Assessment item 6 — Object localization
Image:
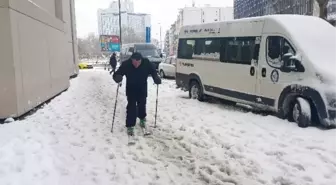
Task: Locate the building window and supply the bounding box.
[55,0,63,20]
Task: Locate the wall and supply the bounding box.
[182,7,233,26]
[0,0,77,119]
[220,7,234,21]
[0,5,17,117]
[62,0,79,77]
[202,7,220,23]
[30,0,56,16]
[182,7,202,26]
[70,0,79,76]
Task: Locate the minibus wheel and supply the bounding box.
[289,97,311,128]
[189,80,204,101]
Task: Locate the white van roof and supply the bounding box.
[179,14,333,38]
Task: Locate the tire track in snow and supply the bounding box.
[7,70,333,185]
[81,71,204,184]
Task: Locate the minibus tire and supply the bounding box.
[289,97,311,128]
[189,80,204,101]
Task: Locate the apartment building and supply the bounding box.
[234,0,336,20]
[0,0,79,119]
[328,0,336,20]
[166,6,234,56]
[97,0,151,42]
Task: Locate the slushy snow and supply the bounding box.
[0,69,335,185]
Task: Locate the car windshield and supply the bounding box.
[136,49,160,58]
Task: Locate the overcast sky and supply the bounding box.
[75,0,233,40]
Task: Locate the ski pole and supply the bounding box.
[154,84,159,128]
[111,83,121,133]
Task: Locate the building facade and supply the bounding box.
[179,6,234,26]
[166,6,233,56]
[108,0,134,13]
[0,0,79,119]
[97,0,151,43]
[234,0,336,20]
[328,0,336,20]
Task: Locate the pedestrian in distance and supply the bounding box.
[109,52,117,74]
[113,52,162,136]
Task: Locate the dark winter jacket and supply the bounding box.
[109,55,117,67]
[113,58,161,97]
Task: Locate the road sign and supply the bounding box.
[100,35,120,52]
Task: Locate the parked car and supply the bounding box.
[158,56,176,78]
[120,43,163,70]
[78,62,93,69]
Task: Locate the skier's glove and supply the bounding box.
[154,77,162,85]
[113,74,123,83]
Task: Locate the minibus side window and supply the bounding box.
[177,39,195,59]
[177,38,221,61]
[266,36,296,68]
[193,38,221,61]
[222,37,256,65]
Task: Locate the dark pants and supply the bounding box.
[109,65,116,74]
[126,95,147,127]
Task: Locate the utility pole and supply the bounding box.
[118,0,122,50]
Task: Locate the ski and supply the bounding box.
[141,127,152,136]
[128,135,136,145]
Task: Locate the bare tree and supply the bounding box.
[164,30,170,53]
[316,0,330,19]
[77,33,101,59]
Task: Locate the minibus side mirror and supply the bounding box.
[293,59,305,72]
[281,58,305,73]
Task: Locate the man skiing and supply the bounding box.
[109,52,117,74]
[113,52,161,136]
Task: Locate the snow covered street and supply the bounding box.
[0,69,335,185]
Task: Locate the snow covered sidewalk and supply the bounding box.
[0,69,335,185]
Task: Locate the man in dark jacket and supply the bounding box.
[113,52,161,136]
[109,53,117,74]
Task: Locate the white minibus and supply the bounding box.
[176,15,336,128]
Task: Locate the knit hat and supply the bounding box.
[130,52,142,60]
